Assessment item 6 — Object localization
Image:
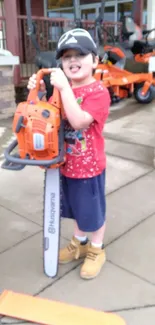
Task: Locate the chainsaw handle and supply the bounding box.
[27,68,62,111]
[27,68,51,103]
[3,119,65,168]
[3,138,64,167]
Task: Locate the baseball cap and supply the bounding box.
[56,28,98,59]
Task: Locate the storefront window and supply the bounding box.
[46,1,147,28]
[47,0,72,9]
[81,8,96,20]
[47,0,74,18]
[99,5,115,21]
[48,9,74,19]
[47,1,75,44]
[117,2,132,21]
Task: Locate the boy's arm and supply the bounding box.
[49,68,110,129]
[60,85,94,130]
[60,85,110,129]
[82,87,110,125]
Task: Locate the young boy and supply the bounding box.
[28,28,111,280]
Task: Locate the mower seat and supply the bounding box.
[131,40,153,55]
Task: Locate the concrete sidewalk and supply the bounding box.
[0,100,155,325]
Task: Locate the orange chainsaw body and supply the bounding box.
[13,101,60,162]
[12,69,65,169]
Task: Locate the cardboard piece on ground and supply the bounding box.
[0,290,126,325]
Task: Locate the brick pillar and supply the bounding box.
[0,65,16,118]
[4,0,20,85]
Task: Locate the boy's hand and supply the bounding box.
[50,68,69,91]
[27,73,46,92]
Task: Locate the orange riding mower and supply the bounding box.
[94,57,155,104]
[2,69,66,278]
[95,24,155,104]
[129,29,155,64]
[104,16,155,65]
[120,16,155,64]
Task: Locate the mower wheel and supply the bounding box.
[134,83,155,104]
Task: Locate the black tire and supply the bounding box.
[134,83,155,104]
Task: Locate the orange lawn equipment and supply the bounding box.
[98,21,155,104]
[120,16,155,64]
[0,290,126,325]
[134,51,155,64]
[103,44,155,65]
[94,59,155,104]
[92,8,155,105]
[103,16,155,66]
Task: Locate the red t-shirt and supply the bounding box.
[49,81,110,178]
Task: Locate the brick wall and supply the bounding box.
[0,66,16,119]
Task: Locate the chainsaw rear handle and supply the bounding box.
[27,68,62,111]
[27,68,51,102]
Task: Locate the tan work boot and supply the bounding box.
[59,236,89,264]
[80,245,106,279]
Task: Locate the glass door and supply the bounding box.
[80,8,96,20]
[117,2,133,21]
[103,5,115,21]
[98,4,116,39]
[80,6,97,38]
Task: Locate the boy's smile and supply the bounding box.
[69,64,81,73]
[62,51,84,75]
[61,49,98,86]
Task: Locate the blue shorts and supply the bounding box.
[61,170,106,232]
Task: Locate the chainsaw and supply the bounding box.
[1,68,65,278]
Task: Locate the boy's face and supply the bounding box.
[61,49,98,85]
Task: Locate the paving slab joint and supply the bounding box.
[153,149,155,168]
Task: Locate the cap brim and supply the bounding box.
[56,44,90,60]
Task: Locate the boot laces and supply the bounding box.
[86,251,98,261]
[67,242,80,259]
